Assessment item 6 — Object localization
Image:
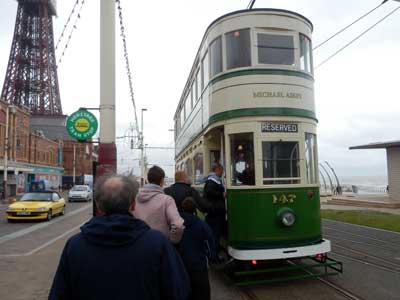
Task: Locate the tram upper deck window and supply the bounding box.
[226,29,251,70]
[257,33,295,66]
[202,52,209,90]
[230,133,255,186]
[184,93,191,119]
[210,36,222,77]
[305,133,318,184]
[262,141,300,184]
[196,69,201,101]
[300,34,313,74]
[180,108,185,128]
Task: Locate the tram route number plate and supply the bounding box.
[261,122,298,133]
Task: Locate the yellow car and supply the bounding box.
[6,191,66,222]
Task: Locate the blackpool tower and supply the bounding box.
[1,0,62,115]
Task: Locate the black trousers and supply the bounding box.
[205,214,227,256]
[189,270,210,300]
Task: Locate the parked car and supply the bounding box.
[6,191,65,222]
[68,185,92,202]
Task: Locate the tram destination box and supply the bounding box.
[261,122,298,133]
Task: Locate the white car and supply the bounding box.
[68,185,92,202]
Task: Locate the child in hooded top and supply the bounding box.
[178,197,215,300]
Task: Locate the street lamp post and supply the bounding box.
[140,108,147,186]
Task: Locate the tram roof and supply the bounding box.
[174,8,313,119]
[349,141,400,150]
[207,8,314,33]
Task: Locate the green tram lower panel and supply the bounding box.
[227,187,322,249]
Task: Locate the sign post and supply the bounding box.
[66,109,99,141]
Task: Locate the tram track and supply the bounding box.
[323,226,400,248]
[326,234,399,252]
[331,244,400,272]
[286,260,366,300]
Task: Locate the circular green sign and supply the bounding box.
[67,109,98,141]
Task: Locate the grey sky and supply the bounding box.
[0,0,399,179]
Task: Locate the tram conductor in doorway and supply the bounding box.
[49,175,189,300]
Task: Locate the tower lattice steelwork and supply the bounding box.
[1,0,62,115]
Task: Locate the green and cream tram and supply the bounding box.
[174,9,331,262]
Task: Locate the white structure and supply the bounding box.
[350,141,400,203]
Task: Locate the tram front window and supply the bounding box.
[230,133,255,186]
[262,141,300,184]
[257,33,295,66]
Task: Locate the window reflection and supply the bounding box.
[262,141,300,184]
[230,133,255,186]
[257,33,295,65]
[226,29,251,70]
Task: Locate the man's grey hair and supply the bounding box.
[94,175,139,214]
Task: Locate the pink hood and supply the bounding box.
[134,184,184,243]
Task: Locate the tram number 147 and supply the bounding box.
[272,194,296,204]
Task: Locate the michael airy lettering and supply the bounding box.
[253,91,302,100]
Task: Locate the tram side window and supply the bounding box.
[196,69,201,101]
[262,141,300,184]
[305,133,318,184]
[300,34,313,74]
[230,133,255,186]
[210,36,222,77]
[210,150,221,170]
[185,93,191,120]
[194,153,204,184]
[257,33,295,66]
[180,109,185,128]
[226,29,251,70]
[185,159,193,184]
[202,52,209,90]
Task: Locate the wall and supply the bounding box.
[387,147,400,202]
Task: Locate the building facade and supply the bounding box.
[0,101,63,198]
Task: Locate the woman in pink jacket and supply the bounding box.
[134,166,184,244]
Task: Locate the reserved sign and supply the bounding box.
[261,122,298,133]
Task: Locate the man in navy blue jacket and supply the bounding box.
[49,175,190,300]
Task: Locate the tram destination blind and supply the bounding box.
[261,122,298,133]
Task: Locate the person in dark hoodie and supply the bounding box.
[49,175,190,300]
[164,171,209,212]
[178,197,215,300]
[203,163,226,261]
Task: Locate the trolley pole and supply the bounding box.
[97,0,117,179]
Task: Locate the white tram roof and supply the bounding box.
[173,8,314,119]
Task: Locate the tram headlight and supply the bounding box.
[281,212,296,226]
[277,208,296,227]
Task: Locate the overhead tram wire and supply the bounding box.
[57,0,86,66]
[313,0,390,51]
[116,0,140,141]
[55,0,80,51]
[315,4,400,70]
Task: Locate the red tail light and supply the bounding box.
[251,260,257,265]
